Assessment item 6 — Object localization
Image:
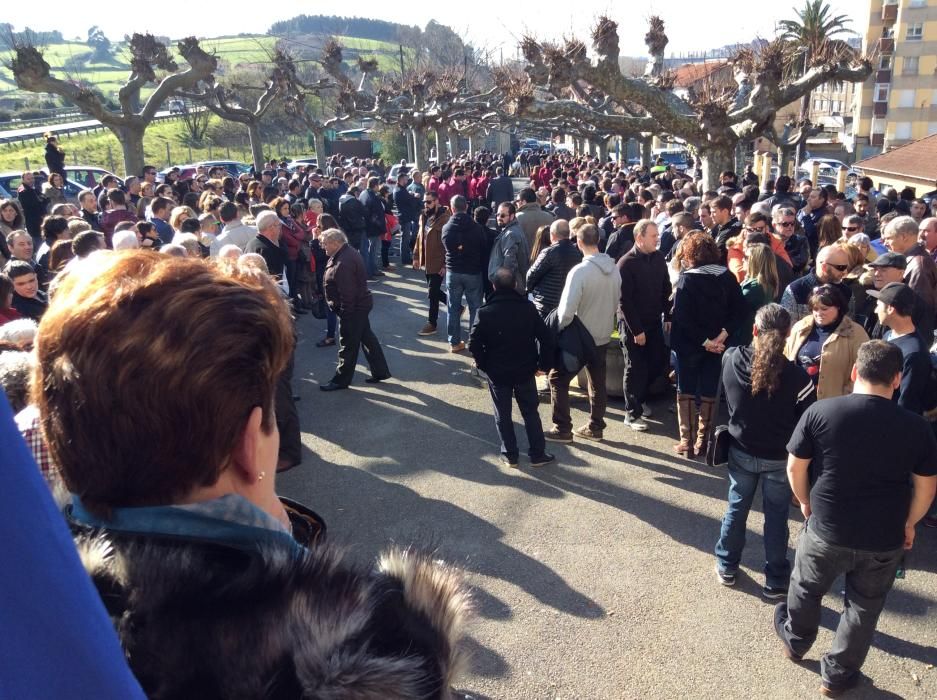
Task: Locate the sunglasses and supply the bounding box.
[823,262,849,272]
[777,221,795,228]
[842,226,859,232]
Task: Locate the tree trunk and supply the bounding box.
[467,133,474,157]
[448,129,458,158]
[412,127,429,170]
[435,129,443,161]
[778,146,793,178]
[311,128,327,161]
[641,136,653,167]
[405,130,414,163]
[247,122,264,172]
[699,145,735,192]
[115,124,145,177]
[597,138,609,164]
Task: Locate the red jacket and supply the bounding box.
[279,216,305,261]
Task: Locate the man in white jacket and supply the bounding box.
[547,224,622,443]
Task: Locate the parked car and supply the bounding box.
[196,160,251,178]
[652,148,689,172]
[287,156,318,172]
[168,99,187,115]
[386,162,416,184]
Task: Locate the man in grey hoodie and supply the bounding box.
[546,224,621,443]
[488,202,530,294]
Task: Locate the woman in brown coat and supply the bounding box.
[784,284,868,400]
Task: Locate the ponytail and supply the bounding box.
[750,304,791,397]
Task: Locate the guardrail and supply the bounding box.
[0,111,184,146]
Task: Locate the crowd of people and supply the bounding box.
[2,143,937,698]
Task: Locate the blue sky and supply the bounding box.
[6,1,867,56]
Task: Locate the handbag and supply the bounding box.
[706,425,731,467]
[309,296,328,320]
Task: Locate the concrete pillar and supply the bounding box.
[761,152,773,185]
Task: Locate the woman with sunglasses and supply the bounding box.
[784,283,868,400]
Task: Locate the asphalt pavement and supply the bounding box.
[278,259,937,700]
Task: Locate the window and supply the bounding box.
[875,83,890,102]
[831,100,843,113]
[906,23,924,40]
[879,55,892,70]
[903,56,920,75]
[871,118,886,135]
[894,122,913,140]
[882,26,894,38]
[897,89,915,108]
[932,89,937,106]
[910,0,926,7]
[813,99,823,111]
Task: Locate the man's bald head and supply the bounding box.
[919,216,937,253]
[816,244,849,283]
[550,219,570,240]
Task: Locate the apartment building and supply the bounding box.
[852,0,937,159]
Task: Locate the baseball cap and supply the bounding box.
[866,252,907,269]
[867,282,916,315]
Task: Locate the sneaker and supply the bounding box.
[544,429,573,443]
[641,402,653,418]
[500,454,519,468]
[573,425,603,442]
[449,341,466,353]
[418,323,437,335]
[773,602,803,661]
[762,585,788,601]
[715,564,736,587]
[623,415,649,432]
[529,453,555,468]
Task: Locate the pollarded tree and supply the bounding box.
[11,34,217,175]
[517,15,871,189]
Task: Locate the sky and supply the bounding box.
[6,0,867,56]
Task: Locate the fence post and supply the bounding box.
[187,145,192,163]
[166,142,171,166]
[107,145,114,173]
[208,144,213,159]
[226,146,230,159]
[24,157,29,170]
[73,153,78,165]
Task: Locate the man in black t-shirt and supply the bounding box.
[774,341,937,697]
[869,282,933,414]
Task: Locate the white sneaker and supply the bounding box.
[641,403,653,418]
[624,415,649,431]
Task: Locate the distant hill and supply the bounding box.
[268,15,419,44]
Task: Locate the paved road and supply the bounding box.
[0,110,177,144]
[279,262,937,699]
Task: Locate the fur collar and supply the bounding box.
[75,529,471,699]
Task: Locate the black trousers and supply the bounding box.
[333,310,390,386]
[488,376,546,460]
[275,348,301,467]
[622,323,667,420]
[426,273,447,325]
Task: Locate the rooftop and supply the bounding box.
[854,133,937,184]
[671,61,730,88]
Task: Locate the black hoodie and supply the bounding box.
[722,345,815,459]
[441,212,487,275]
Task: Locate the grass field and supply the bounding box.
[0,115,313,173]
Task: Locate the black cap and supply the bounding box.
[867,252,907,269]
[867,282,916,316]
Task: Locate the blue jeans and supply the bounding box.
[778,521,903,688]
[399,219,415,265]
[446,271,482,345]
[675,348,721,397]
[714,445,792,589]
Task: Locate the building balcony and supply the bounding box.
[873,101,889,117]
[882,3,898,23]
[876,69,892,83]
[871,133,885,147]
[880,37,895,53]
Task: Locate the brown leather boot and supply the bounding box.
[674,393,696,457]
[694,397,717,457]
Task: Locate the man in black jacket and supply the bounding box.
[604,203,640,262]
[526,219,582,318]
[358,177,386,278]
[711,195,743,263]
[338,186,367,252]
[393,172,420,266]
[441,195,487,352]
[469,267,554,468]
[320,228,390,390]
[487,167,514,211]
[17,172,47,241]
[618,220,672,430]
[245,211,287,282]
